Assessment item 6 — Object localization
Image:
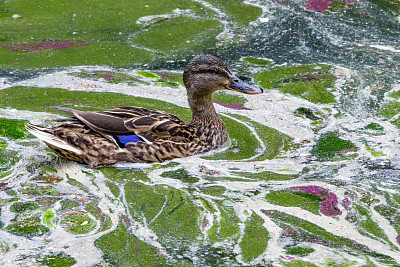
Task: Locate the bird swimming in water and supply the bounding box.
[26,55,263,167]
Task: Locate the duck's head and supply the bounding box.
[183,54,263,97]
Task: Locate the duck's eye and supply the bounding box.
[232,78,240,83]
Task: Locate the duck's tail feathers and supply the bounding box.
[25,124,83,155]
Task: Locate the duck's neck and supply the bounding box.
[188,90,219,124]
[188,89,228,148]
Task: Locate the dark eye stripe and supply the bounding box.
[193,65,230,79]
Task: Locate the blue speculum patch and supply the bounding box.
[115,135,143,146]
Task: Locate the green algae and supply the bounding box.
[379,101,400,127]
[5,189,17,197]
[0,86,192,122]
[35,197,58,209]
[125,180,167,220]
[353,204,392,245]
[370,0,400,16]
[155,81,181,88]
[230,114,294,161]
[360,122,385,136]
[95,220,167,266]
[31,173,63,185]
[60,199,80,212]
[239,213,269,262]
[0,118,33,139]
[285,246,315,256]
[310,120,323,126]
[374,204,400,236]
[131,16,223,54]
[124,181,202,248]
[311,132,357,160]
[282,260,318,267]
[206,0,262,26]
[363,122,384,131]
[39,165,58,175]
[86,200,112,232]
[154,71,184,85]
[0,141,21,178]
[137,71,159,79]
[10,201,39,213]
[200,186,226,196]
[213,91,247,105]
[263,210,397,264]
[0,42,156,69]
[323,258,359,266]
[202,114,260,160]
[60,210,97,234]
[254,64,336,104]
[328,0,349,11]
[105,180,120,197]
[20,183,59,196]
[0,139,6,149]
[208,200,241,243]
[161,161,181,168]
[375,192,400,236]
[38,252,77,267]
[0,0,206,42]
[5,213,50,238]
[388,90,400,99]
[265,190,322,215]
[242,56,272,67]
[100,167,151,183]
[294,107,320,121]
[145,161,181,174]
[67,177,89,193]
[203,175,255,182]
[360,123,385,136]
[233,170,297,181]
[43,208,55,229]
[0,0,221,69]
[203,114,292,161]
[81,169,96,178]
[0,240,10,254]
[191,245,237,266]
[0,197,20,207]
[160,168,199,183]
[365,146,384,157]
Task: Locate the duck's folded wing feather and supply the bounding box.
[51,106,196,142]
[52,106,130,135]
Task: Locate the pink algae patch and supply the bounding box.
[341,197,352,210]
[101,73,115,81]
[0,40,89,52]
[397,235,400,245]
[213,101,251,110]
[305,0,356,11]
[290,185,342,217]
[269,0,357,11]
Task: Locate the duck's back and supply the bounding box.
[26,106,219,167]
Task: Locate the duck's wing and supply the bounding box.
[51,106,196,143]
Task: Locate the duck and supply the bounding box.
[26,55,263,168]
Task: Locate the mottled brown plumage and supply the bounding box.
[26,55,263,167]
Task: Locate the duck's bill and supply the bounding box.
[226,76,264,95]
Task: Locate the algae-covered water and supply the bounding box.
[1,0,400,266]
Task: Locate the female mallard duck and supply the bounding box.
[26,55,263,167]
